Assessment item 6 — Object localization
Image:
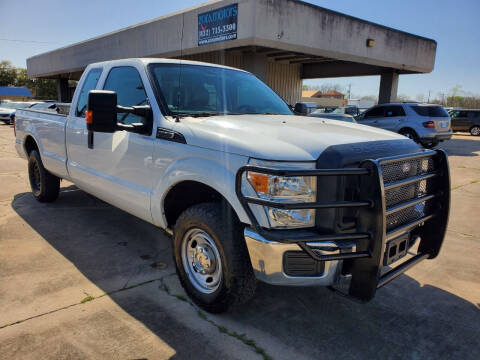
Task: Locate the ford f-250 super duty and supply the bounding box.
[14,58,450,313]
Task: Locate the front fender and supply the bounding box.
[151,155,252,228]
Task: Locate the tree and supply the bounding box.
[302,84,309,90]
[319,83,345,93]
[0,60,17,86]
[360,95,377,102]
[31,78,58,99]
[0,59,58,99]
[396,94,413,102]
[15,68,33,88]
[415,93,425,102]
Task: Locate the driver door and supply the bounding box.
[358,106,385,128]
[68,66,154,222]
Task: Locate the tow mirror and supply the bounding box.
[86,90,118,133]
[294,102,308,115]
[294,102,316,115]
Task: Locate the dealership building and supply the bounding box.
[27,0,437,105]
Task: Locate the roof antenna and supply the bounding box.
[175,13,185,123]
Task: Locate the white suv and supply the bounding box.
[355,103,452,148]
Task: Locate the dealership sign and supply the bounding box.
[198,4,238,46]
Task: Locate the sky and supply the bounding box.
[0,0,479,99]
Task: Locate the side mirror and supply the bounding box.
[294,102,309,115]
[87,90,118,133]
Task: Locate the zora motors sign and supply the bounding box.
[198,4,238,46]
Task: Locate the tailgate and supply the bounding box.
[432,116,451,132]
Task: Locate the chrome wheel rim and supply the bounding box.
[181,228,222,294]
[471,127,480,136]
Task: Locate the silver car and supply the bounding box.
[309,109,357,123]
[355,103,452,148]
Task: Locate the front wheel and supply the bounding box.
[28,150,60,202]
[470,126,480,136]
[173,202,256,313]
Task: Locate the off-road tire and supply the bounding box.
[28,150,60,202]
[173,202,256,313]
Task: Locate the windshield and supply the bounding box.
[0,102,32,109]
[148,63,293,116]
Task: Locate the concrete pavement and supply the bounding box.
[0,124,479,359]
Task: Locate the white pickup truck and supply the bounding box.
[15,58,450,313]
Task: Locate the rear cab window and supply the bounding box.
[410,105,449,117]
[76,68,102,117]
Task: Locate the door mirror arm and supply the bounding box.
[116,105,152,117]
[116,105,153,135]
[116,122,149,135]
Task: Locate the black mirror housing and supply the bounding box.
[294,102,316,115]
[87,90,118,133]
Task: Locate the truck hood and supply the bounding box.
[181,114,406,161]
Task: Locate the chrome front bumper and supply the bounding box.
[244,228,353,286]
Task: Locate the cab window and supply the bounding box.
[103,66,148,125]
[76,68,102,117]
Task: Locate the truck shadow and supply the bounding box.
[439,136,480,156]
[11,185,480,360]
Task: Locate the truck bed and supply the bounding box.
[15,108,70,179]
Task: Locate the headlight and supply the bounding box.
[247,159,316,229]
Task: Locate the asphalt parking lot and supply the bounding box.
[0,124,479,360]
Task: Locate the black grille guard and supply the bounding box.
[235,149,450,301]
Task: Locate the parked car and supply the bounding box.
[14,58,450,313]
[355,103,452,148]
[0,101,43,124]
[450,109,480,136]
[320,105,360,116]
[309,109,357,123]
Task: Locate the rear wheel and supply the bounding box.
[28,150,60,202]
[399,129,419,143]
[470,126,480,136]
[173,202,256,313]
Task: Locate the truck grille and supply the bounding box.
[381,155,437,232]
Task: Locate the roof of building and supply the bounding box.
[320,90,344,97]
[302,90,322,98]
[26,0,437,80]
[0,87,33,97]
[302,89,344,98]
